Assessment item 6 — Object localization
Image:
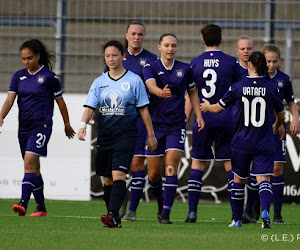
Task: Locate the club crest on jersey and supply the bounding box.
[277,80,284,88]
[100,90,126,116]
[37,75,45,84]
[176,69,183,77]
[140,58,146,66]
[121,82,130,91]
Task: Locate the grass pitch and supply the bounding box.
[0,199,299,249]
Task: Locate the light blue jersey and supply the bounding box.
[84,70,149,146]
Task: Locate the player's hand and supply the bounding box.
[77,128,86,141]
[161,84,172,98]
[65,124,75,139]
[147,135,157,152]
[290,119,300,136]
[200,98,210,113]
[196,116,205,132]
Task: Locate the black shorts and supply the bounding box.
[95,133,136,177]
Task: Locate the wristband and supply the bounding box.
[79,121,87,129]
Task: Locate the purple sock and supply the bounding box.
[188,169,203,213]
[227,170,234,213]
[149,178,163,202]
[231,182,245,222]
[259,181,272,213]
[162,176,178,216]
[245,176,259,212]
[129,171,145,211]
[272,175,284,215]
[33,174,45,207]
[21,173,36,208]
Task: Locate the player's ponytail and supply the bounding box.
[20,39,55,70]
[248,51,268,76]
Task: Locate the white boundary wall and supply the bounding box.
[0,93,91,200]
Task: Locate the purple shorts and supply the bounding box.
[231,148,274,179]
[134,117,147,157]
[145,127,186,156]
[273,129,287,163]
[192,123,232,161]
[18,125,52,158]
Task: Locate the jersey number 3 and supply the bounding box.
[242,96,266,127]
[201,69,217,98]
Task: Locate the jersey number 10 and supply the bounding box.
[242,96,266,127]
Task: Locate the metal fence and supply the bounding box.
[1,0,300,95]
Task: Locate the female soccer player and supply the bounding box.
[201,51,285,228]
[236,35,254,77]
[264,44,299,223]
[78,40,157,228]
[143,33,204,224]
[0,39,75,216]
[118,21,157,221]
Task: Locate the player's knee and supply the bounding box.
[273,165,283,176]
[166,165,176,176]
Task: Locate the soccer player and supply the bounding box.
[143,33,204,224]
[0,39,75,216]
[263,44,299,223]
[185,24,241,223]
[236,35,254,77]
[120,21,157,221]
[236,35,260,223]
[78,40,157,228]
[200,51,285,228]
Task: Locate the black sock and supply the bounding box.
[108,180,127,219]
[103,185,113,211]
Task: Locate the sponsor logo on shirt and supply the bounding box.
[176,69,183,77]
[37,75,45,84]
[140,58,146,66]
[20,76,27,80]
[121,82,130,91]
[100,90,126,116]
[158,71,164,75]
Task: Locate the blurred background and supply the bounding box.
[1,0,300,203]
[1,0,300,95]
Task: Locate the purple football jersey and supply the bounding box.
[143,59,195,130]
[218,76,284,154]
[9,66,62,132]
[191,50,241,127]
[123,48,157,82]
[269,70,294,104]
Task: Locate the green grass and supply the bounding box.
[0,199,299,249]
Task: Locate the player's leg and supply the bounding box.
[160,149,183,224]
[103,177,113,211]
[123,156,145,221]
[185,159,206,223]
[253,154,274,229]
[230,149,252,227]
[272,129,286,223]
[272,162,285,223]
[146,130,165,222]
[13,152,38,216]
[123,122,147,221]
[147,156,164,221]
[101,134,135,228]
[31,159,47,216]
[186,125,213,223]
